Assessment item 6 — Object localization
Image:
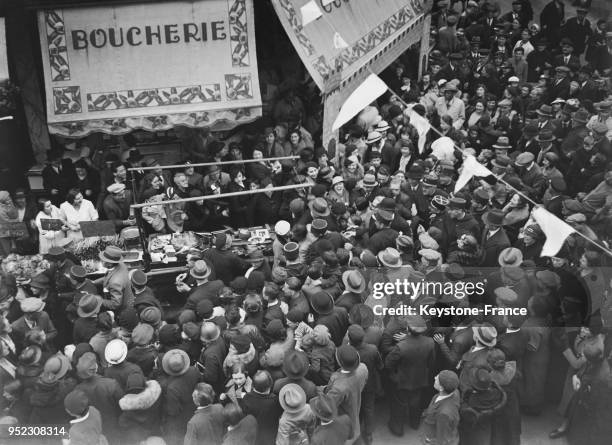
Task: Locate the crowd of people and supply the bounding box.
[1,0,612,444]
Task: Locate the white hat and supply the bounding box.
[331,176,344,186]
[376,120,391,132]
[508,76,519,83]
[107,183,126,194]
[104,339,128,365]
[551,97,566,105]
[274,220,291,237]
[366,131,382,145]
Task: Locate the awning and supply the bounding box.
[37,0,262,137]
[271,0,432,144]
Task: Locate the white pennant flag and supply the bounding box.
[333,32,348,49]
[406,106,430,154]
[532,207,576,257]
[454,155,493,193]
[332,74,388,131]
[300,1,322,26]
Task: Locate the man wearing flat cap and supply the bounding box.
[102,182,136,232]
[435,84,466,130]
[514,152,548,199]
[549,66,571,100]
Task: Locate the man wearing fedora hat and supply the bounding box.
[321,344,368,444]
[161,348,200,444]
[435,83,466,130]
[64,389,108,445]
[202,233,248,285]
[384,315,435,435]
[480,209,511,267]
[94,245,133,314]
[241,370,283,445]
[276,383,317,444]
[10,297,58,352]
[335,270,365,312]
[310,394,353,444]
[514,152,547,199]
[273,350,318,400]
[73,294,102,344]
[183,260,225,311]
[458,323,499,392]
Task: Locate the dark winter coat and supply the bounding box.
[118,379,163,444]
[161,366,200,445]
[240,391,282,445]
[184,403,225,445]
[75,374,123,442]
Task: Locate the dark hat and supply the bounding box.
[125,372,147,394]
[69,265,87,281]
[336,345,360,371]
[449,52,463,60]
[407,165,425,179]
[347,324,366,345]
[289,198,305,214]
[536,105,553,117]
[99,246,123,264]
[282,350,309,379]
[560,37,574,47]
[19,345,42,367]
[311,291,334,315]
[479,48,490,56]
[349,304,375,329]
[431,195,450,211]
[524,224,544,239]
[438,369,460,392]
[64,390,89,417]
[536,129,554,142]
[118,307,139,330]
[47,246,66,260]
[550,177,567,193]
[311,184,328,198]
[159,323,181,345]
[127,149,143,162]
[482,209,505,226]
[572,110,589,124]
[523,122,539,136]
[469,366,493,391]
[310,395,337,422]
[448,197,467,210]
[331,201,347,216]
[470,36,481,45]
[472,188,490,204]
[29,274,51,290]
[130,269,147,287]
[162,349,190,376]
[231,334,251,354]
[555,65,571,73]
[422,173,439,187]
[77,294,102,318]
[283,242,300,261]
[181,322,200,341]
[491,155,511,169]
[196,299,214,319]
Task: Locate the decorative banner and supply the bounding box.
[454,155,493,193]
[271,0,431,91]
[331,74,387,131]
[38,0,262,137]
[532,207,576,257]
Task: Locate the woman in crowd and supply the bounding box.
[34,198,67,254]
[60,188,99,242]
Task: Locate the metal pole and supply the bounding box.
[126,156,300,172]
[130,183,313,209]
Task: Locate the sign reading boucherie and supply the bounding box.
[38,0,261,137]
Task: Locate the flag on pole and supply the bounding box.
[532,207,576,257]
[331,74,388,131]
[333,32,348,49]
[405,106,430,154]
[454,155,493,193]
[300,1,322,26]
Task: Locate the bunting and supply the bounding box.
[331,74,388,131]
[454,155,493,193]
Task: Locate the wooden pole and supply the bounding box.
[130,183,312,209]
[127,156,299,172]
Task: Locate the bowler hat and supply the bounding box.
[336,345,360,371]
[311,291,334,315]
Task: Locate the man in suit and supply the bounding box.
[535,105,557,131]
[500,1,530,28]
[184,383,224,445]
[515,152,548,199]
[42,150,78,206]
[577,66,601,102]
[554,39,580,72]
[549,66,572,101]
[94,246,134,313]
[183,260,226,311]
[310,395,353,445]
[479,3,498,43]
[480,209,511,267]
[102,183,136,232]
[437,14,459,55]
[240,371,282,445]
[527,38,553,82]
[385,315,435,435]
[562,8,592,56]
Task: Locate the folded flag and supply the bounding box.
[532,206,576,257]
